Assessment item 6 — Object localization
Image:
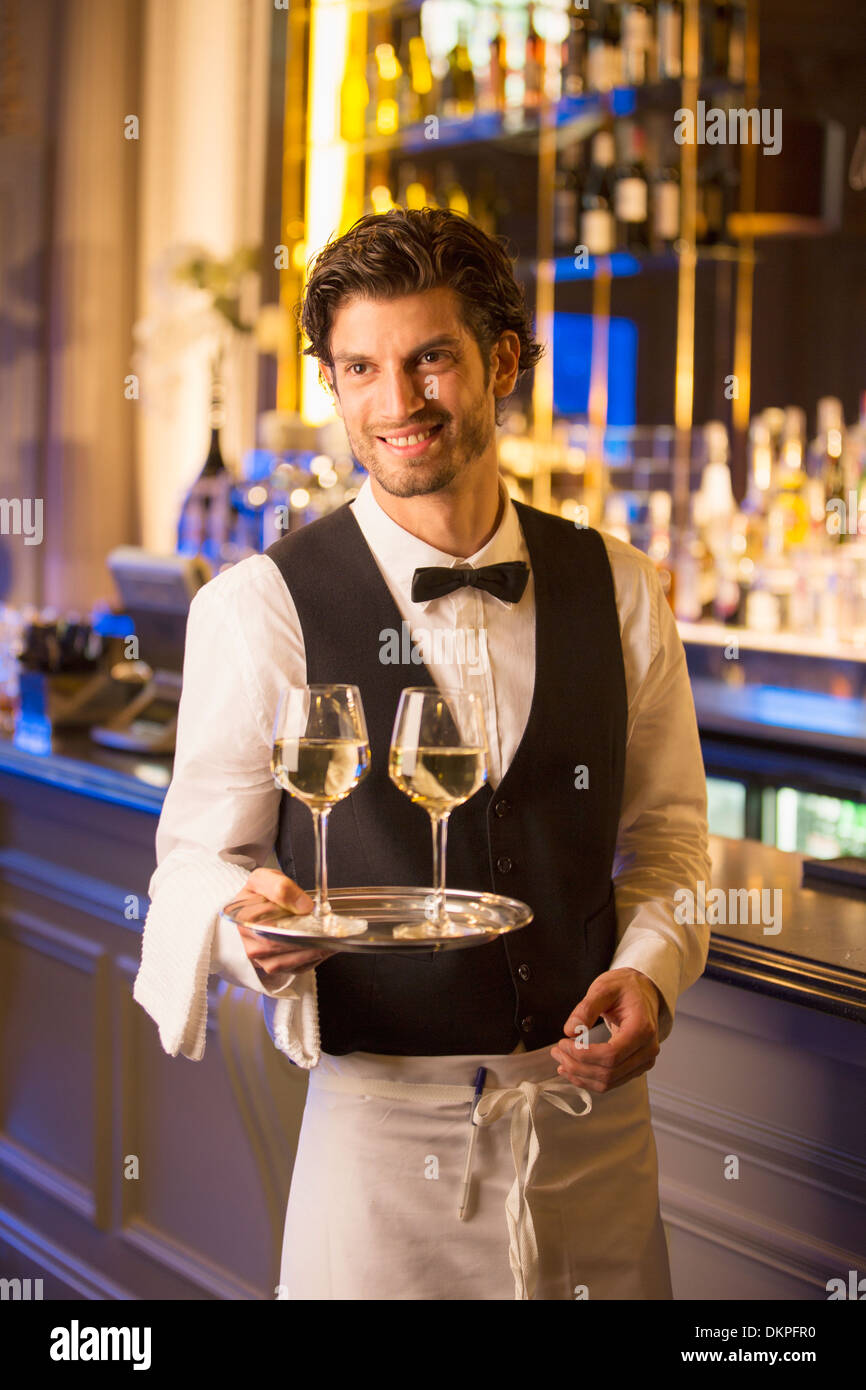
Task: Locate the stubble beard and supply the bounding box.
[345,393,496,499]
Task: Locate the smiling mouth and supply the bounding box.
[376,422,445,452]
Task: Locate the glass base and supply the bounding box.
[289,911,369,939]
[393,916,488,940]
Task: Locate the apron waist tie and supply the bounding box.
[313,1071,593,1300]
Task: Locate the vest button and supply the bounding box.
[496,855,513,873]
[494,799,511,818]
[521,1015,533,1033]
[518,963,531,982]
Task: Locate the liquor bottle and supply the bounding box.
[727,1,747,83]
[582,0,605,92]
[562,1,588,97]
[365,15,387,137]
[744,414,772,514]
[602,0,624,87]
[614,121,650,252]
[488,15,508,112]
[763,405,786,463]
[586,0,622,92]
[396,161,427,211]
[434,161,470,217]
[554,141,581,254]
[373,29,401,136]
[647,491,676,608]
[443,16,475,119]
[651,163,680,252]
[673,493,716,622]
[473,16,498,114]
[580,128,617,255]
[421,0,452,110]
[701,1,731,83]
[396,13,424,127]
[845,390,866,539]
[472,167,500,237]
[406,16,437,121]
[698,422,739,621]
[767,406,810,553]
[524,2,545,109]
[364,157,394,215]
[418,163,440,210]
[695,149,728,245]
[654,0,683,81]
[340,52,369,144]
[621,3,652,86]
[808,397,847,543]
[177,375,238,566]
[541,4,568,104]
[603,492,632,544]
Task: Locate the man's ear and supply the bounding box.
[490,331,521,401]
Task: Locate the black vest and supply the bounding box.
[261,499,627,1056]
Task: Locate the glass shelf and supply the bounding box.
[509,245,750,284]
[293,80,751,160]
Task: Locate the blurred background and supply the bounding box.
[0,0,864,1303]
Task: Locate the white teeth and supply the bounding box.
[384,427,435,447]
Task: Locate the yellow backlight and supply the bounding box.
[376,99,399,135]
[409,36,433,94]
[375,44,401,82]
[371,183,395,214]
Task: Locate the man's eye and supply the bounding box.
[420,351,445,364]
[347,363,368,376]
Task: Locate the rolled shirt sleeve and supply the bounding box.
[602,537,712,1043]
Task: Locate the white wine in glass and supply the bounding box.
[388,687,489,938]
[271,684,370,936]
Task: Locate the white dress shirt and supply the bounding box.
[133,476,711,1066]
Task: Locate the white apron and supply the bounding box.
[278,1022,672,1301]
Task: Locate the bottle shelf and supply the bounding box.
[294,80,750,160]
[515,243,749,284]
[677,620,866,666]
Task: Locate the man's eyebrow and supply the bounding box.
[331,335,462,365]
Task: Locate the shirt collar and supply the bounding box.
[349,475,528,610]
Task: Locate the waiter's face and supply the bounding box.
[320,287,520,498]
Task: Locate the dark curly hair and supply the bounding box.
[297,207,545,425]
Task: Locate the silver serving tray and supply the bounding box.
[220,885,533,953]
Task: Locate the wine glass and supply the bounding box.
[271,683,370,936]
[388,687,489,938]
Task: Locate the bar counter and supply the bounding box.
[0,726,863,1301]
[0,727,862,1021]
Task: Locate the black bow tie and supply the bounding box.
[411,561,529,605]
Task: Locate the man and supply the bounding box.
[134,207,710,1301]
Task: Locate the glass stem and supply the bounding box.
[430,811,451,929]
[312,806,332,919]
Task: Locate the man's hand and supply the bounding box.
[229,867,337,979]
[550,968,662,1093]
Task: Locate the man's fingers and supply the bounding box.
[553,1027,657,1070]
[237,923,336,974]
[556,1053,657,1092]
[245,866,314,914]
[238,923,334,963]
[551,1036,660,1091]
[254,948,330,976]
[563,981,624,1036]
[556,1025,652,1074]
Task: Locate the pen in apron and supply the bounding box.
[457,1066,487,1221]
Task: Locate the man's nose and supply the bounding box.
[377,367,427,425]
